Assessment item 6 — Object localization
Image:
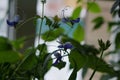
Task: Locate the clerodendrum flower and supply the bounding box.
[58,42,73,50]
[7,15,20,27]
[53,52,62,65]
[61,7,80,25]
[62,17,80,24]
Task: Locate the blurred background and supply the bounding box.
[0,0,116,80]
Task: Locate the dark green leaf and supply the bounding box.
[11,37,26,50]
[108,21,120,31]
[45,16,53,26]
[73,24,84,42]
[92,16,104,30]
[53,61,66,70]
[20,48,37,70]
[37,43,47,53]
[53,15,60,22]
[52,22,60,29]
[0,37,12,51]
[33,15,41,25]
[69,49,86,71]
[111,0,119,13]
[72,6,81,19]
[86,55,115,74]
[41,28,64,41]
[37,53,53,77]
[115,32,120,49]
[68,68,77,80]
[88,2,101,13]
[0,50,20,63]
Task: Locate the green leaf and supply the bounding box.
[115,32,120,49]
[20,48,37,70]
[41,54,53,76]
[0,50,20,63]
[41,28,64,41]
[37,43,47,53]
[73,24,84,42]
[68,58,77,80]
[88,2,101,13]
[11,37,26,50]
[92,16,104,30]
[0,37,12,51]
[53,15,60,22]
[111,1,119,13]
[69,49,86,71]
[45,16,53,26]
[68,68,77,80]
[86,55,115,74]
[72,6,81,19]
[53,61,66,70]
[108,21,120,31]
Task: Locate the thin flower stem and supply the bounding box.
[16,16,37,31]
[89,50,104,80]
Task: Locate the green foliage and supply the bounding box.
[111,0,120,14]
[53,61,66,70]
[41,28,64,41]
[73,24,84,42]
[0,37,12,51]
[108,21,120,31]
[69,49,86,71]
[0,50,20,63]
[68,68,77,80]
[71,6,81,19]
[86,55,114,74]
[115,32,120,49]
[45,16,53,27]
[37,43,47,54]
[98,39,111,50]
[11,37,26,50]
[20,48,37,70]
[87,2,101,13]
[92,16,104,30]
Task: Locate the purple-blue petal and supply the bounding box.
[6,20,16,26]
[58,44,64,48]
[53,55,62,65]
[64,42,73,49]
[6,15,20,26]
[54,53,62,59]
[53,59,59,65]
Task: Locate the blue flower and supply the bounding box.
[53,52,62,65]
[62,17,80,24]
[58,42,73,50]
[7,15,20,27]
[61,7,80,25]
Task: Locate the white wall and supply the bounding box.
[0,0,8,37]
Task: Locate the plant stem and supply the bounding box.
[16,16,37,31]
[89,50,104,80]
